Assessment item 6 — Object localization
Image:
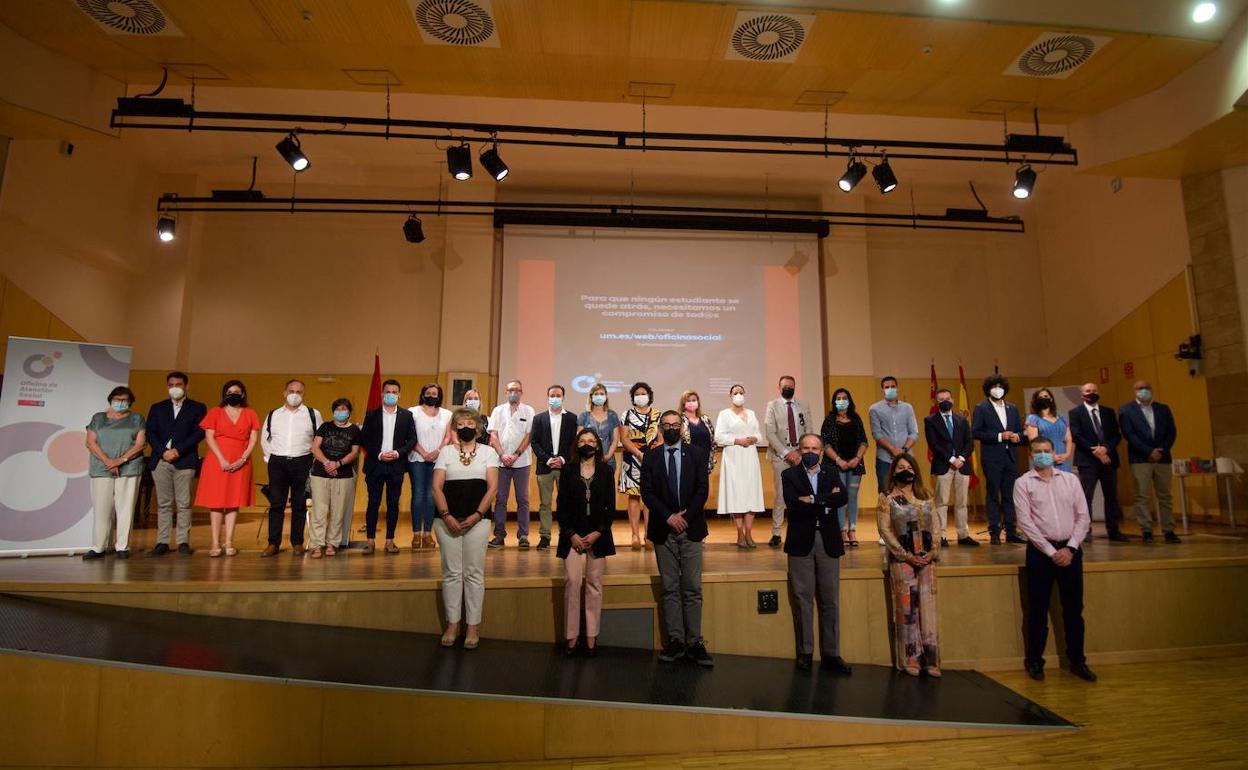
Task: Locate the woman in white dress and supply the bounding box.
[715,384,766,549]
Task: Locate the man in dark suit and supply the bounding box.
[1068,382,1130,542]
[144,371,207,556]
[971,374,1026,544]
[531,384,579,551]
[642,410,711,667]
[782,433,851,673]
[359,379,418,554]
[1120,380,1180,543]
[924,387,977,547]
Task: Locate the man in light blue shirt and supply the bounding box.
[868,375,918,494]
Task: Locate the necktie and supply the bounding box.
[667,448,680,506]
[787,402,797,445]
[944,413,954,438]
[1091,407,1104,443]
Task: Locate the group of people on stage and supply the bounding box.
[81,369,1180,678]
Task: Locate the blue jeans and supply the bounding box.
[835,467,861,531]
[408,460,436,532]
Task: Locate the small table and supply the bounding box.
[1174,465,1242,534]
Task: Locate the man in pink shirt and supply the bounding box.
[1013,436,1097,683]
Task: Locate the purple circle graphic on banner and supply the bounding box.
[0,422,92,541]
[80,344,130,383]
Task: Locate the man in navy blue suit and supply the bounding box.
[1120,380,1180,543]
[144,371,207,556]
[971,374,1026,545]
[1068,382,1130,542]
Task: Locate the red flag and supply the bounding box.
[928,361,939,415]
[958,362,980,491]
[366,353,382,411]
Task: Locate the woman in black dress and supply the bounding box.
[556,428,617,656]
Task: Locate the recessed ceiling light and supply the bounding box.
[1193,2,1217,23]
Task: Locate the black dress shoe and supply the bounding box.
[564,644,579,658]
[1107,532,1131,543]
[82,550,104,560]
[658,639,686,662]
[957,536,980,547]
[821,656,852,675]
[1165,531,1182,544]
[768,535,782,548]
[149,543,170,557]
[586,646,598,658]
[1070,663,1098,682]
[686,641,714,668]
[178,543,193,555]
[1005,533,1027,544]
[796,653,812,671]
[1142,530,1154,543]
[536,536,551,551]
[990,532,1001,545]
[1026,661,1045,681]
[940,537,949,547]
[115,550,129,559]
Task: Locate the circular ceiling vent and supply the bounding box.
[75,0,168,35]
[730,14,806,62]
[1016,34,1098,77]
[413,0,495,46]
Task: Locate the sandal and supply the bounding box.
[209,546,223,558]
[903,665,920,677]
[925,666,942,678]
[848,530,859,547]
[310,547,323,559]
[325,545,337,557]
[630,535,641,551]
[362,540,376,555]
[224,543,238,557]
[440,625,459,647]
[463,634,480,650]
[384,540,400,554]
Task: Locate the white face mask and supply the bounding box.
[732,394,746,407]
[286,393,303,407]
[633,394,649,407]
[168,387,185,401]
[989,387,1005,401]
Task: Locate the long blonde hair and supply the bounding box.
[678,389,704,420]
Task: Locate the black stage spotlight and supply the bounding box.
[275,132,309,172]
[838,156,867,193]
[479,143,509,181]
[447,143,473,181]
[156,215,176,242]
[403,214,425,244]
[872,158,898,194]
[1013,165,1037,199]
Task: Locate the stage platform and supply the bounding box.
[1,519,1246,672]
[0,594,1072,767]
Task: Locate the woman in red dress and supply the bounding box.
[195,380,260,557]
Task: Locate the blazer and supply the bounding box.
[144,398,207,471]
[924,410,973,476]
[641,443,710,545]
[1068,402,1121,469]
[781,464,848,558]
[763,397,814,463]
[360,407,417,474]
[1119,401,1177,464]
[555,461,617,558]
[531,410,579,476]
[971,400,1023,468]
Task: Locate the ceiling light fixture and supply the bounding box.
[478,140,509,181]
[275,132,309,172]
[446,143,473,181]
[156,214,176,242]
[1192,3,1217,23]
[1013,165,1037,199]
[872,155,898,194]
[838,153,867,192]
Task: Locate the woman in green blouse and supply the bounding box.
[83,386,147,560]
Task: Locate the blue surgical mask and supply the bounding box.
[1032,451,1055,470]
[111,400,130,413]
[883,387,898,401]
[834,399,849,412]
[464,399,481,411]
[548,396,562,409]
[1136,388,1152,401]
[508,392,521,404]
[591,394,607,406]
[382,392,399,407]
[333,410,350,422]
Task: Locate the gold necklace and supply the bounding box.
[458,442,477,466]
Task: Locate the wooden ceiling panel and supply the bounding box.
[532,0,632,57]
[628,0,727,62]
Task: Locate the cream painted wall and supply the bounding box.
[1222,164,1248,353]
[1033,172,1192,372]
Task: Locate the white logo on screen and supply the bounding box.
[571,375,624,394]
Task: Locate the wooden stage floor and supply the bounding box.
[0,514,1243,589]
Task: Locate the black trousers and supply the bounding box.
[267,454,314,546]
[365,462,405,540]
[1076,462,1123,536]
[1024,543,1085,668]
[982,461,1018,536]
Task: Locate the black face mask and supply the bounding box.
[801,451,820,468]
[1084,393,1100,404]
[422,395,440,407]
[456,426,477,442]
[577,444,597,458]
[894,469,916,485]
[781,387,795,400]
[225,393,244,407]
[662,427,682,445]
[1035,397,1054,411]
[938,400,954,413]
